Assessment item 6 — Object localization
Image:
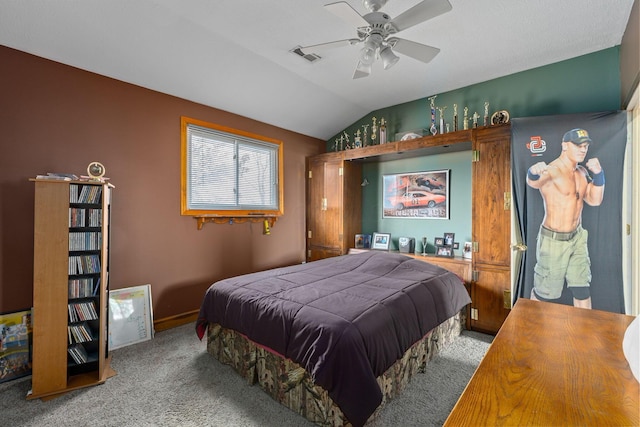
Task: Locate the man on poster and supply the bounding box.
[526,128,605,309]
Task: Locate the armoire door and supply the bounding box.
[471,126,511,333]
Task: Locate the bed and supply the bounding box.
[196,251,471,426]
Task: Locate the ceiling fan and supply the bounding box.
[299,0,452,79]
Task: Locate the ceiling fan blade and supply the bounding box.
[389,0,452,32]
[353,60,371,79]
[389,38,440,63]
[324,1,369,28]
[300,38,360,55]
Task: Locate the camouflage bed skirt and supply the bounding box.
[206,311,464,426]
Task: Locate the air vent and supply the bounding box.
[290,46,321,63]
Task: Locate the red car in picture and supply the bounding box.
[416,176,446,191]
[389,191,446,210]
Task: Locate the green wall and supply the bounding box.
[362,151,472,253]
[335,47,622,253]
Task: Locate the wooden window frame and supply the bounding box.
[180,116,284,229]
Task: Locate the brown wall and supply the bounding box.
[0,46,324,320]
[621,0,639,106]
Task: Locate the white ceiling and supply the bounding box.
[0,0,634,140]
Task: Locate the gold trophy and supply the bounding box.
[472,112,480,128]
[453,104,458,132]
[354,129,362,148]
[463,107,469,130]
[371,117,377,144]
[379,118,387,144]
[483,102,490,126]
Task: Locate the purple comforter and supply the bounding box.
[196,251,470,426]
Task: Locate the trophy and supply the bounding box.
[437,106,447,134]
[472,112,480,128]
[371,117,377,144]
[483,102,490,127]
[343,131,351,149]
[428,95,438,135]
[354,129,362,148]
[463,107,469,130]
[421,237,428,256]
[379,118,387,144]
[453,104,458,131]
[362,124,369,146]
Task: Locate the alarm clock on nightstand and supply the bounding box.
[398,237,415,254]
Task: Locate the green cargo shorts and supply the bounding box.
[532,225,591,300]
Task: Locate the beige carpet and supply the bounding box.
[0,323,491,426]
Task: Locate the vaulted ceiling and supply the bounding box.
[0,0,634,140]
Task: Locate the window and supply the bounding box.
[181,117,283,222]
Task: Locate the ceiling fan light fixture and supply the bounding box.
[360,34,383,66]
[359,37,379,65]
[359,45,376,65]
[380,46,399,70]
[362,0,388,12]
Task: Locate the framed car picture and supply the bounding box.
[382,170,450,219]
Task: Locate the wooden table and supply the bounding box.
[444,298,639,426]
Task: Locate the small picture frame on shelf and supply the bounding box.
[355,234,372,249]
[436,245,454,258]
[372,232,391,251]
[463,242,473,259]
[434,237,444,246]
[444,232,455,246]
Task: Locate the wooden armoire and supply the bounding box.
[306,152,362,261]
[306,125,511,334]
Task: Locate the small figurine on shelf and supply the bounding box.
[453,104,458,132]
[483,102,490,126]
[463,107,469,130]
[379,118,387,144]
[354,129,362,148]
[334,138,340,152]
[371,117,378,145]
[472,112,480,128]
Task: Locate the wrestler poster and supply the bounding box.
[511,111,627,314]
